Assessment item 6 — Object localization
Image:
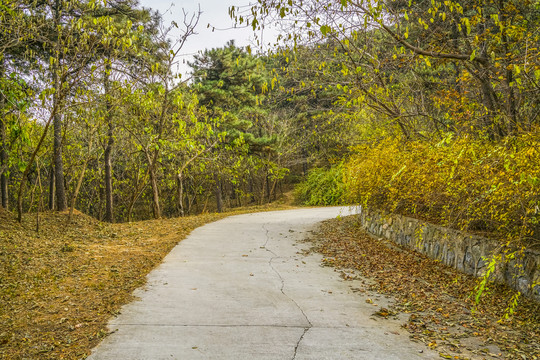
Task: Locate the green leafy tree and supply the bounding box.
[231,0,540,139]
[90,0,159,222]
[190,41,276,210]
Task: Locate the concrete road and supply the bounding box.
[87,207,437,360]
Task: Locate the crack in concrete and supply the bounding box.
[262,224,312,360]
[292,327,309,360]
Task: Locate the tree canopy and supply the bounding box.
[0,0,538,249]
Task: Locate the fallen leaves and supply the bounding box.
[309,215,540,360]
[373,307,396,318]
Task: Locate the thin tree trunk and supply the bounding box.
[48,160,55,210]
[230,183,236,206]
[29,171,38,211]
[202,194,210,213]
[0,61,6,210]
[53,111,66,211]
[499,2,518,134]
[0,111,7,210]
[36,164,43,233]
[270,178,278,202]
[259,167,268,205]
[148,164,161,219]
[248,175,255,204]
[103,62,114,222]
[265,169,271,203]
[479,72,500,136]
[53,0,66,211]
[139,146,162,219]
[86,188,94,215]
[214,173,223,213]
[17,104,57,222]
[67,160,89,223]
[177,172,184,216]
[98,182,104,220]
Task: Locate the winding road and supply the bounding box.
[88,207,438,359]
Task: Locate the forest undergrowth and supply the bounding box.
[0,201,294,360]
[308,216,540,360]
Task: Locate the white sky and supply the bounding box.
[137,0,277,78]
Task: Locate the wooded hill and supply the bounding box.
[1,1,302,223]
[1,0,539,252]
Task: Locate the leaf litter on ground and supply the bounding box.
[2,204,538,359]
[0,202,294,360]
[307,215,539,360]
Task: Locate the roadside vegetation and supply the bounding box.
[299,134,540,246]
[2,0,540,358]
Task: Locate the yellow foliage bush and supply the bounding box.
[344,133,540,244]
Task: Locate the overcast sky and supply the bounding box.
[137,0,277,77]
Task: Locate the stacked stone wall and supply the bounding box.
[357,207,540,302]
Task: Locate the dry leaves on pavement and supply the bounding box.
[308,215,540,360]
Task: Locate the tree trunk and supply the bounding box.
[98,183,104,220]
[202,194,210,213]
[499,3,518,134]
[248,175,255,204]
[259,174,266,205]
[67,160,88,223]
[0,62,7,210]
[177,172,184,216]
[36,164,43,233]
[48,161,55,210]
[17,111,56,222]
[0,108,7,210]
[148,164,161,219]
[53,110,66,211]
[103,62,114,222]
[53,0,66,211]
[265,170,271,203]
[478,71,500,137]
[214,173,223,213]
[270,178,278,202]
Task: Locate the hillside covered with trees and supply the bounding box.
[1,0,538,244]
[236,0,540,249]
[1,0,540,358]
[0,0,302,224]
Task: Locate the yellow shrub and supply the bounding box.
[344,133,540,244]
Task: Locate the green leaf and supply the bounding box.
[320,25,331,36]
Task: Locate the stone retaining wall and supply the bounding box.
[357,207,540,302]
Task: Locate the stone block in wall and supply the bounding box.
[446,249,456,268]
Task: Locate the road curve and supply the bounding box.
[88,207,437,360]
